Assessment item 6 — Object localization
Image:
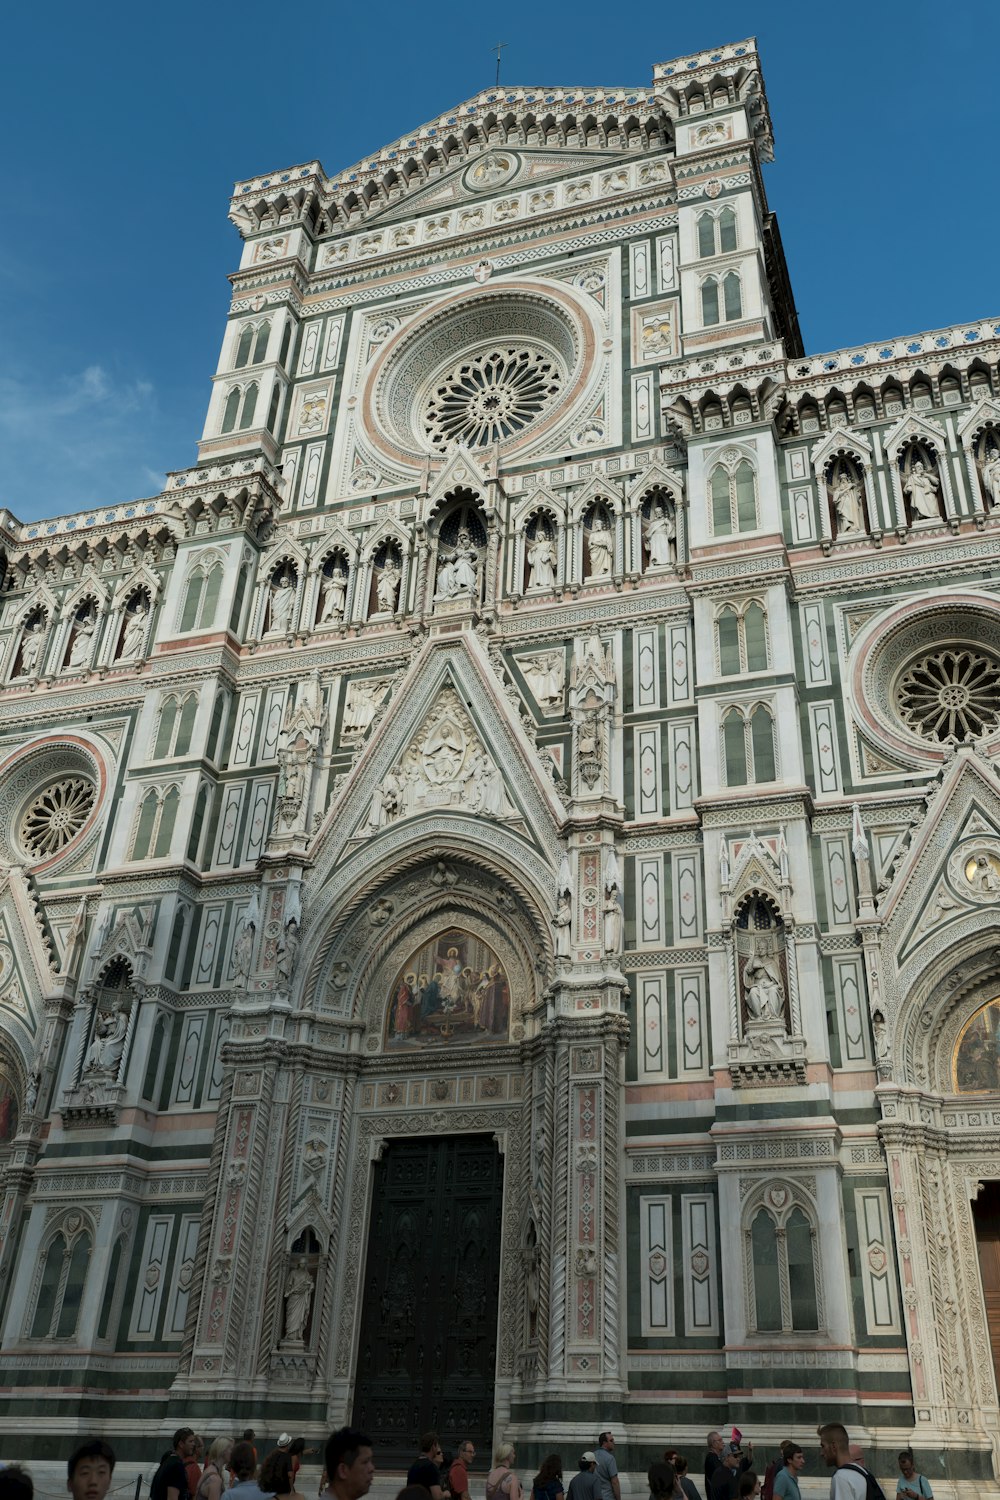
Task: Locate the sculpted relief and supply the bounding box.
[367,688,517,830]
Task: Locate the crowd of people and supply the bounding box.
[0,1422,935,1500]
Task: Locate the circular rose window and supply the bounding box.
[19,777,96,858]
[895,648,1000,742]
[425,346,562,450]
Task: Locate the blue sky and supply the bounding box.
[2,1,996,522]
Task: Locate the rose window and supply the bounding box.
[895,649,1000,742]
[424,347,562,450]
[18,777,96,858]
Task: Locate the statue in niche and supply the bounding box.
[830,468,865,535]
[17,618,45,676]
[68,608,97,669]
[343,678,390,737]
[232,917,255,988]
[519,652,564,710]
[969,854,1000,893]
[586,513,613,576]
[603,878,623,956]
[904,459,942,521]
[436,528,481,600]
[276,918,300,988]
[744,944,784,1021]
[84,1000,129,1076]
[368,768,402,829]
[872,1010,892,1070]
[552,891,572,959]
[118,599,149,661]
[319,561,348,623]
[277,742,308,811]
[527,526,557,590]
[375,557,401,613]
[980,448,1000,508]
[283,1263,314,1342]
[25,1069,40,1114]
[268,570,296,634]
[643,502,675,567]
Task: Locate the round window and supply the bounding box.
[424,345,563,451]
[18,777,96,859]
[895,648,1000,743]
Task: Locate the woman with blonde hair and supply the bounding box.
[486,1445,523,1500]
[195,1439,232,1500]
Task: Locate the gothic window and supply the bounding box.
[96,1235,127,1343]
[748,1198,820,1335]
[721,704,777,786]
[723,271,742,321]
[179,562,223,632]
[234,325,254,369]
[222,387,241,433]
[709,457,758,535]
[895,648,1000,742]
[697,212,716,258]
[718,206,738,253]
[152,692,198,759]
[142,1015,168,1103]
[30,1226,93,1340]
[186,784,210,865]
[132,785,180,861]
[701,277,720,326]
[252,322,271,364]
[716,601,768,675]
[234,321,270,370]
[238,382,259,430]
[266,383,282,434]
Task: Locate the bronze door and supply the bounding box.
[352,1133,503,1464]
[973,1180,1000,1400]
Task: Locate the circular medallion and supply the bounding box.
[463,151,520,192]
[425,346,562,451]
[895,648,1000,742]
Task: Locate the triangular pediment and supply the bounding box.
[878,752,1000,966]
[308,634,564,894]
[0,869,56,1050]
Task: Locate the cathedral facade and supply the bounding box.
[0,35,999,1492]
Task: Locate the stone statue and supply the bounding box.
[18,619,44,676]
[68,610,97,669]
[970,854,1000,893]
[232,919,255,988]
[831,470,865,534]
[552,892,572,959]
[118,600,148,660]
[872,1011,891,1068]
[283,1263,314,1342]
[277,744,306,807]
[981,449,1000,508]
[904,460,941,521]
[603,880,623,955]
[368,768,401,829]
[343,679,390,737]
[587,515,613,576]
[25,1069,39,1114]
[319,563,348,623]
[269,571,295,634]
[84,1001,129,1076]
[436,528,480,600]
[276,918,300,987]
[527,528,557,590]
[519,652,564,710]
[375,558,401,613]
[644,503,675,566]
[744,947,784,1022]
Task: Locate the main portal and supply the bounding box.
[352,1134,504,1464]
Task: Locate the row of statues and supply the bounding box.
[827,449,1000,535]
[12,598,150,678]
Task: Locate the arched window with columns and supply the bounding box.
[745,1186,821,1335]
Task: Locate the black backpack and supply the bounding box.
[841,1464,888,1500]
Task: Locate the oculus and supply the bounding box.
[18,776,96,860]
[895,648,1000,743]
[424,345,562,450]
[383,927,510,1050]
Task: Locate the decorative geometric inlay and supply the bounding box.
[895,648,1000,742]
[425,346,562,451]
[18,777,95,859]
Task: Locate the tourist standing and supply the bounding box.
[773,1448,804,1500]
[709,1446,750,1500]
[486,1444,522,1500]
[531,1457,563,1500]
[704,1436,725,1495]
[594,1435,620,1500]
[566,1455,601,1500]
[819,1425,885,1500]
[195,1441,232,1500]
[260,1450,305,1500]
[67,1440,116,1500]
[152,1430,196,1500]
[673,1458,700,1500]
[448,1443,475,1500]
[408,1434,445,1500]
[323,1430,375,1500]
[226,1442,272,1500]
[896,1453,932,1500]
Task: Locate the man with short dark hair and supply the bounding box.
[773,1448,805,1500]
[0,1468,33,1500]
[594,1433,620,1500]
[67,1440,116,1500]
[408,1433,444,1500]
[567,1455,601,1500]
[151,1430,195,1500]
[818,1424,876,1500]
[324,1429,374,1500]
[448,1441,475,1500]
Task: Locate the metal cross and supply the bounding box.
[491,41,507,87]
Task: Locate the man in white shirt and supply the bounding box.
[819,1425,871,1500]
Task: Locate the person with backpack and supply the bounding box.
[895,1453,932,1500]
[818,1425,887,1500]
